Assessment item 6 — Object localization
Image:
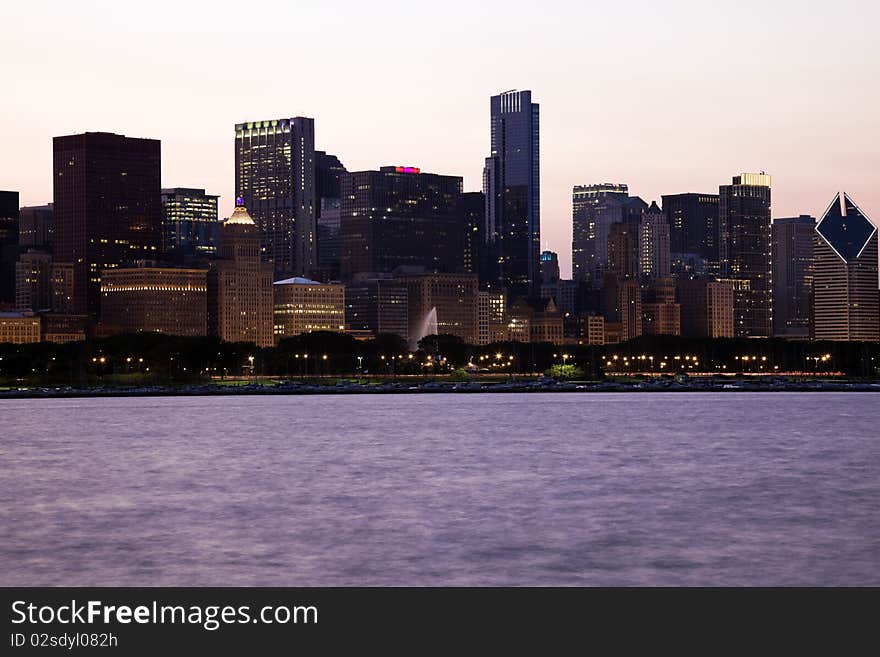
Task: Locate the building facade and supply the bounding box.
[812,193,879,341]
[772,215,815,338]
[315,151,347,282]
[340,167,464,280]
[719,173,772,338]
[208,202,275,347]
[161,188,220,255]
[15,250,52,311]
[477,290,508,346]
[0,311,41,344]
[18,204,53,249]
[639,201,671,280]
[397,273,478,346]
[661,193,720,273]
[53,132,162,316]
[677,278,734,338]
[572,183,646,285]
[345,279,409,341]
[273,277,345,341]
[483,89,540,300]
[100,266,208,336]
[235,118,316,278]
[0,190,20,305]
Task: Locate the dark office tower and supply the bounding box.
[661,193,720,273]
[572,183,646,285]
[315,151,347,282]
[18,204,54,248]
[462,192,485,278]
[483,89,540,300]
[53,133,162,316]
[339,166,464,280]
[719,173,772,338]
[540,250,560,284]
[772,215,815,339]
[161,188,219,255]
[0,191,20,304]
[813,193,879,342]
[607,222,638,279]
[235,118,316,278]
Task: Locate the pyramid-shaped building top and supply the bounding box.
[815,192,877,263]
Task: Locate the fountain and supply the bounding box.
[410,306,438,349]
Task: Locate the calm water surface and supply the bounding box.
[1,392,878,586]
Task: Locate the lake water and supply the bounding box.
[1,392,878,586]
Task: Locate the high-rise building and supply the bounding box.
[661,193,720,273]
[462,192,485,278]
[677,278,734,338]
[719,173,772,337]
[53,132,162,316]
[607,221,638,279]
[812,193,878,341]
[603,276,642,341]
[572,183,646,285]
[639,201,671,280]
[477,290,508,345]
[540,250,560,284]
[0,190,20,305]
[273,277,345,341]
[345,278,409,341]
[396,272,478,346]
[340,167,464,281]
[642,278,680,336]
[15,250,52,311]
[18,204,54,249]
[100,266,208,336]
[161,188,220,255]
[483,89,540,300]
[208,201,275,347]
[772,215,815,339]
[235,118,316,278]
[315,151,347,282]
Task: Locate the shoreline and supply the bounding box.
[2,379,879,399]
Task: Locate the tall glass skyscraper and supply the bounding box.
[719,172,772,338]
[234,118,316,278]
[483,90,540,301]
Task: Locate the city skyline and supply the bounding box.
[3,1,879,279]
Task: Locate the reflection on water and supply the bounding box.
[1,392,878,586]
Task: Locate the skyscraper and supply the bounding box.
[661,193,720,273]
[235,118,316,278]
[315,151,347,282]
[462,191,485,279]
[208,201,275,348]
[571,184,646,285]
[0,190,20,305]
[772,215,815,338]
[53,132,162,316]
[161,188,220,254]
[639,201,671,280]
[339,167,464,281]
[812,193,878,341]
[483,89,540,300]
[719,172,772,338]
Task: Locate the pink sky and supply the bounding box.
[2,1,878,277]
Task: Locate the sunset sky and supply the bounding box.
[3,0,878,277]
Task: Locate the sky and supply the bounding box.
[2,0,878,278]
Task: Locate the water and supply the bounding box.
[1,392,878,586]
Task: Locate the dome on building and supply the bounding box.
[225,198,255,226]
